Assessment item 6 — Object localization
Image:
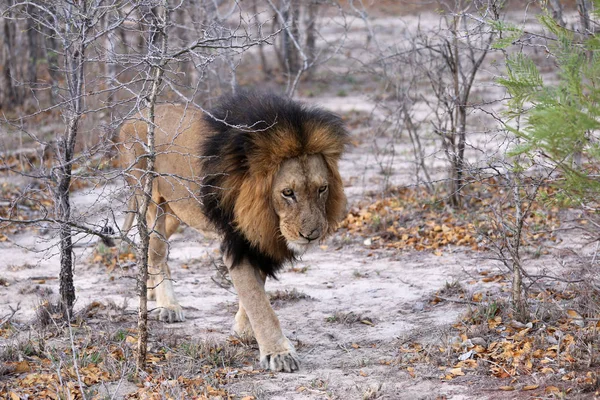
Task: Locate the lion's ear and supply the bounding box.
[233,173,287,261]
[324,157,347,233]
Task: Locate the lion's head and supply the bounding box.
[272,154,332,255]
[201,90,347,277]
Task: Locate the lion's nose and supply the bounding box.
[299,228,321,242]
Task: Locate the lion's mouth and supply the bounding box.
[287,241,315,256]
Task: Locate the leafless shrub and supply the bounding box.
[34,297,65,327]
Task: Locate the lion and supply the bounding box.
[116,90,348,372]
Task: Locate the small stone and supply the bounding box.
[471,337,487,347]
[459,350,474,361]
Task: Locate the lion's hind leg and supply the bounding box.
[148,201,184,323]
[233,274,263,342]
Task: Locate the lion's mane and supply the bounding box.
[200,90,348,277]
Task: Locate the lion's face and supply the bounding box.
[271,154,330,255]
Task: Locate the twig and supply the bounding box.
[0,303,21,327]
[434,296,478,306]
[591,240,599,267]
[478,358,512,378]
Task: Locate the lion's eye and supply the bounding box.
[318,185,328,195]
[282,188,294,198]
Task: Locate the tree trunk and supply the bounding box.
[57,133,75,318]
[548,0,566,28]
[511,259,527,319]
[57,1,87,319]
[26,7,39,89]
[104,12,118,110]
[450,13,462,208]
[577,0,591,35]
[254,0,270,78]
[0,3,19,109]
[136,3,168,372]
[305,0,318,79]
[286,1,300,77]
[44,25,60,106]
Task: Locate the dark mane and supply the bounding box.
[200,90,348,277]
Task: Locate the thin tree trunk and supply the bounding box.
[104,12,118,110]
[44,24,60,106]
[287,1,300,77]
[305,0,318,79]
[254,0,270,78]
[574,0,592,168]
[450,12,462,207]
[549,0,566,28]
[577,0,591,35]
[136,3,168,372]
[512,259,524,316]
[58,168,75,317]
[26,6,39,89]
[58,3,87,318]
[509,168,529,321]
[57,129,76,317]
[0,2,19,109]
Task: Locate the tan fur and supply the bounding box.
[117,102,347,372]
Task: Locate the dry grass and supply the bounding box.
[268,288,312,303]
[326,311,375,326]
[1,315,257,399]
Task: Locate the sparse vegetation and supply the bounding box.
[268,288,312,303]
[326,311,375,326]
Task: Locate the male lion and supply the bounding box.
[117,90,347,372]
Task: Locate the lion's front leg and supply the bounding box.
[226,256,299,372]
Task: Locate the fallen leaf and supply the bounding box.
[545,386,561,394]
[499,386,515,391]
[14,361,31,374]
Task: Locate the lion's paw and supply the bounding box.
[260,350,300,373]
[156,304,185,323]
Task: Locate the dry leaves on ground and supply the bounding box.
[342,180,561,255]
